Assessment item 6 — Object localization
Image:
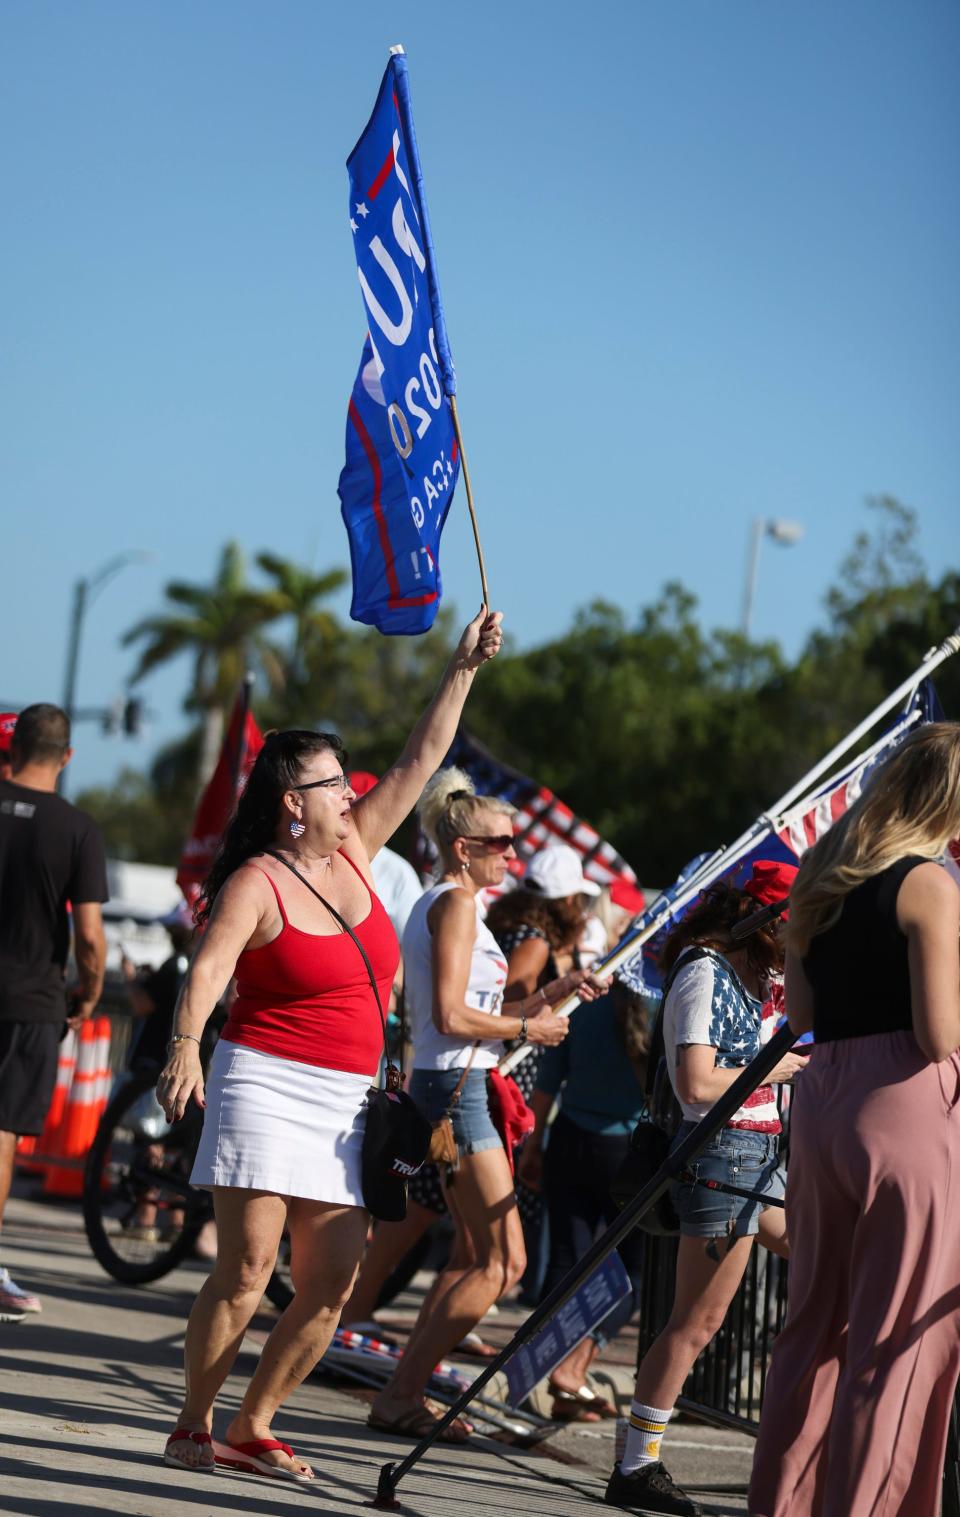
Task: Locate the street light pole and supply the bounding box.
[59,551,152,795]
[740,517,805,642]
[62,578,89,725]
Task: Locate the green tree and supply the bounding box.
[97,500,956,875]
[122,543,284,786]
[75,761,196,864]
[255,552,348,699]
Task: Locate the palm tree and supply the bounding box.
[255,553,348,683]
[123,542,284,785]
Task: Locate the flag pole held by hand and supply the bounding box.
[448,394,490,609]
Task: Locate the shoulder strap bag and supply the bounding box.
[266,851,432,1220]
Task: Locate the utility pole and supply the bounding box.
[740,517,805,643]
[59,551,152,795]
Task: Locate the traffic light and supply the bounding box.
[102,697,124,736]
[123,696,144,737]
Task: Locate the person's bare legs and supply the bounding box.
[371,1147,524,1423]
[633,1232,758,1410]
[550,1334,600,1395]
[0,1130,17,1231]
[223,1198,369,1477]
[395,1218,476,1333]
[168,1188,287,1469]
[341,1202,438,1327]
[757,1202,788,1260]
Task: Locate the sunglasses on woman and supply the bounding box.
[462,833,515,854]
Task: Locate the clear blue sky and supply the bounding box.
[2,0,957,793]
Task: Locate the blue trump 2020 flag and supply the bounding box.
[338,47,460,635]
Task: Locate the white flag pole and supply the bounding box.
[754,627,960,824]
[499,625,960,1077]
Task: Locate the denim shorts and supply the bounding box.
[407,1067,502,1157]
[670,1122,785,1239]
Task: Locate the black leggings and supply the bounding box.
[540,1110,645,1345]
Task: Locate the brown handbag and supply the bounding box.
[426,1044,478,1171]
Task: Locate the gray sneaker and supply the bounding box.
[604,1460,706,1514]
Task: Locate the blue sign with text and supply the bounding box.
[504,1253,632,1407]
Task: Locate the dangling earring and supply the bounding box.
[289,817,305,840]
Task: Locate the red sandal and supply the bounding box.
[163,1427,215,1472]
[213,1437,314,1484]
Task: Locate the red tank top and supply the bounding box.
[221,854,400,1076]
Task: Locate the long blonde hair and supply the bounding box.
[417,766,514,866]
[787,721,960,955]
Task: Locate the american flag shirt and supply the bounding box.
[664,949,781,1133]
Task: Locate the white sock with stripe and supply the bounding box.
[620,1399,673,1474]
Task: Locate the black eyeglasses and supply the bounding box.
[462,834,515,854]
[295,775,351,794]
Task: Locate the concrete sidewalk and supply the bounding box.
[0,1188,751,1515]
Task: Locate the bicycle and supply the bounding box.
[82,1060,292,1308]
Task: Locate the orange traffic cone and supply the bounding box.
[19,1028,78,1174]
[90,1015,112,1138]
[43,1021,99,1198]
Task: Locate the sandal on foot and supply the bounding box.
[163,1428,215,1472]
[213,1438,314,1484]
[456,1330,498,1359]
[368,1404,472,1443]
[549,1384,618,1422]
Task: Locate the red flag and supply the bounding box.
[176,693,264,909]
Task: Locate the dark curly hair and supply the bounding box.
[485,887,588,953]
[659,879,782,983]
[195,729,347,925]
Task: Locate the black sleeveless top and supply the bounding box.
[803,855,930,1043]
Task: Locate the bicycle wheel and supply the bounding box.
[83,1068,211,1284]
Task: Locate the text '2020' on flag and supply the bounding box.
[338,47,461,636]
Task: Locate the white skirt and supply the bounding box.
[190,1039,373,1206]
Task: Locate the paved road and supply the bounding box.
[0,1186,752,1514]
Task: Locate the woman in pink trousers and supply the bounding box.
[749,722,960,1517]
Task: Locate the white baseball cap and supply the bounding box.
[524,843,601,899]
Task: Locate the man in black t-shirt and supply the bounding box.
[0,704,108,1321]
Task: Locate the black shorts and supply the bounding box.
[0,1021,62,1135]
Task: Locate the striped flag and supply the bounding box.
[417,727,638,890]
[624,681,939,991]
[774,695,928,860]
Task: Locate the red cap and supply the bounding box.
[610,878,646,915]
[744,859,798,913]
[348,770,379,799]
[0,713,16,752]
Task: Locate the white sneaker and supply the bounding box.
[0,1267,42,1316]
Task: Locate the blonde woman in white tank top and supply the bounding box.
[369,769,607,1442]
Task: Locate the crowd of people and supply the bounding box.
[1,629,959,1517]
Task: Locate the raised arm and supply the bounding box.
[349,606,503,859]
[898,861,960,1063]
